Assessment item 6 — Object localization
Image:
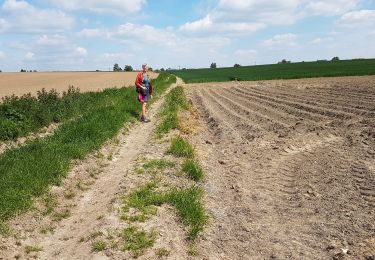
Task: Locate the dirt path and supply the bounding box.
[1,78,190,260]
[186,76,375,259]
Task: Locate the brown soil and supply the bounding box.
[0,72,158,98]
[185,76,375,259]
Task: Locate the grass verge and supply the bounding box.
[168,136,195,158]
[0,73,176,223]
[122,182,206,241]
[122,225,156,257]
[182,160,204,182]
[155,86,189,137]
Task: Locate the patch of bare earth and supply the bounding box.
[186,76,375,259]
[0,78,195,259]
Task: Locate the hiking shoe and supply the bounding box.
[142,117,151,123]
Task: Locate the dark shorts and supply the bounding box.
[138,91,150,103]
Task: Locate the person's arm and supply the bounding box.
[135,74,143,88]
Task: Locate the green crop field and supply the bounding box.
[172,59,375,83]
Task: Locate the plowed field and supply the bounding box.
[186,76,375,259]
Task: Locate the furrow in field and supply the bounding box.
[205,88,291,133]
[230,86,329,123]
[318,87,375,101]
[267,86,375,112]
[232,86,353,120]
[218,87,306,126]
[199,89,265,141]
[275,85,375,106]
[190,90,242,142]
[268,81,375,101]
[245,86,375,118]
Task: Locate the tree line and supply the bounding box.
[113,63,154,72]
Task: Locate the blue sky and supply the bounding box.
[0,0,375,71]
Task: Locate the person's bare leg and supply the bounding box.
[142,102,147,119]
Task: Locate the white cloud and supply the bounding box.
[25,52,35,60]
[0,51,6,60]
[308,37,334,45]
[51,0,146,15]
[77,28,110,38]
[304,0,359,16]
[180,15,265,34]
[263,33,298,47]
[234,49,257,56]
[75,47,88,57]
[180,0,362,35]
[1,0,74,33]
[337,9,375,27]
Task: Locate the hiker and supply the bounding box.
[135,63,153,122]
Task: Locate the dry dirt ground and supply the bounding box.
[0,76,374,260]
[186,76,375,259]
[0,72,158,98]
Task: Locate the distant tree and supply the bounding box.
[124,65,133,72]
[20,69,26,72]
[0,70,2,73]
[210,62,217,68]
[148,67,153,71]
[234,63,241,68]
[160,68,165,72]
[278,59,291,64]
[113,63,122,71]
[331,56,340,62]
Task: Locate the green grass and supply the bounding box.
[142,159,176,170]
[168,136,195,158]
[182,160,204,182]
[167,187,206,240]
[122,182,206,241]
[0,87,86,141]
[122,225,156,257]
[156,86,189,137]
[24,245,43,254]
[0,74,175,223]
[92,240,107,251]
[136,159,176,176]
[156,248,170,258]
[172,58,375,83]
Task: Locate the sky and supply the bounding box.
[0,0,375,71]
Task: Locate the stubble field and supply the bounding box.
[186,76,375,259]
[0,72,158,98]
